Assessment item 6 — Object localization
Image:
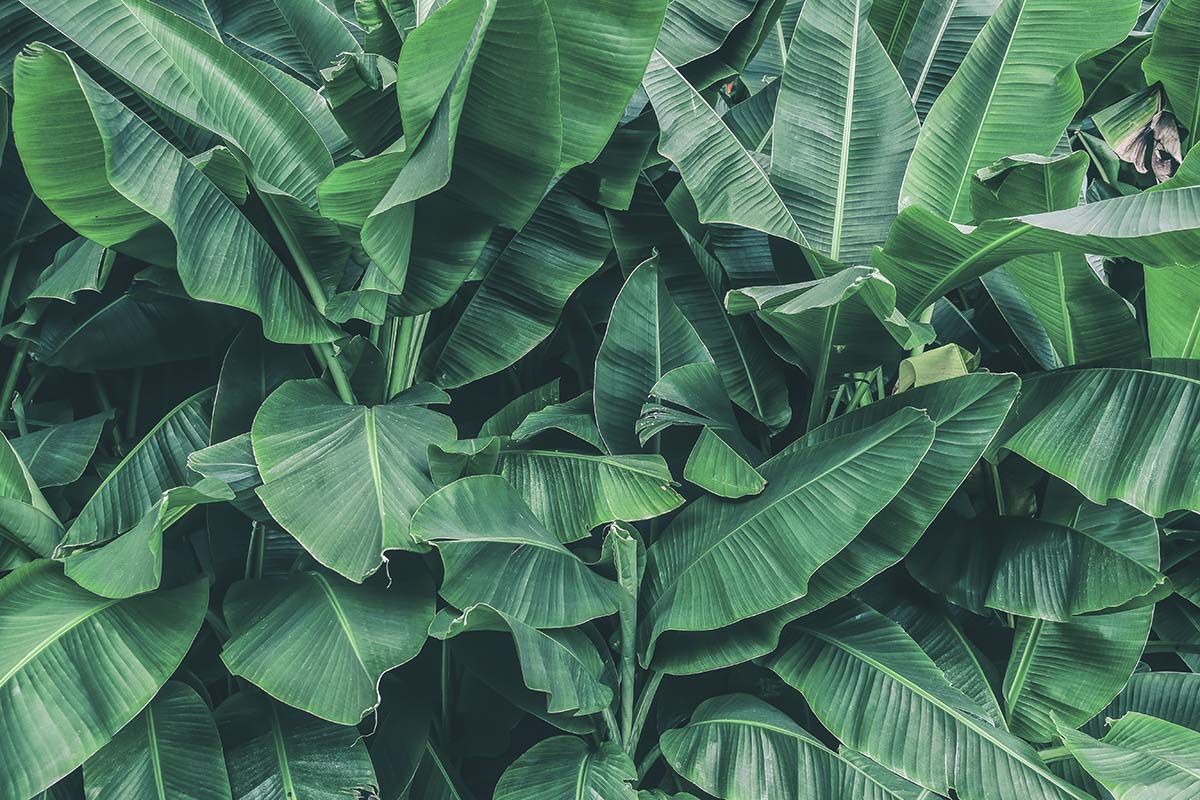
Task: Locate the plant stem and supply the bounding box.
[1037,745,1071,763]
[0,246,20,326]
[125,367,143,441]
[636,743,662,780]
[258,191,357,405]
[92,373,124,452]
[440,640,453,741]
[807,306,838,431]
[629,670,664,755]
[909,305,937,355]
[204,609,231,642]
[0,340,28,424]
[246,521,265,580]
[388,313,430,398]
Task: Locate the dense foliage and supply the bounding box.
[2,0,1200,797]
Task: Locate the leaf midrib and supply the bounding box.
[648,414,926,624]
[0,595,122,688]
[796,622,1092,800]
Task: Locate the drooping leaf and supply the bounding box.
[0,562,207,799]
[221,563,432,724]
[1143,0,1200,152]
[215,691,378,800]
[10,411,110,488]
[493,737,638,800]
[1003,606,1153,742]
[642,406,935,663]
[410,475,620,628]
[11,45,338,344]
[497,449,685,542]
[432,603,613,716]
[993,361,1200,516]
[82,681,231,800]
[660,693,904,799]
[765,599,1095,800]
[899,0,1139,222]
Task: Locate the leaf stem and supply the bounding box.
[0,340,29,424]
[387,313,430,398]
[0,246,20,326]
[257,190,357,405]
[636,743,662,781]
[125,367,143,441]
[629,670,664,755]
[246,521,265,580]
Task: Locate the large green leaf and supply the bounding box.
[221,0,361,84]
[649,373,1017,674]
[1060,712,1200,799]
[876,186,1200,316]
[1003,606,1152,742]
[493,737,637,800]
[215,691,378,800]
[64,388,213,549]
[221,563,432,724]
[12,46,338,344]
[10,412,110,488]
[1143,0,1200,152]
[432,604,613,716]
[970,153,1146,365]
[410,475,620,628]
[643,49,809,244]
[252,379,456,582]
[594,256,713,454]
[211,325,312,443]
[0,561,207,799]
[660,693,903,799]
[765,599,1094,800]
[870,0,928,61]
[1084,671,1200,736]
[546,0,669,170]
[82,681,231,800]
[899,0,1139,222]
[16,0,334,202]
[909,500,1164,621]
[642,406,935,663]
[772,0,920,263]
[498,449,684,543]
[1145,263,1200,358]
[898,0,1001,120]
[432,183,613,388]
[993,361,1200,516]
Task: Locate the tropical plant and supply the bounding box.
[2,0,1200,797]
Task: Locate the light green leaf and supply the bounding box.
[899,0,1001,120]
[1003,607,1152,742]
[661,693,903,799]
[10,412,109,488]
[0,561,207,800]
[410,475,620,628]
[642,49,809,245]
[83,681,231,800]
[765,599,1095,800]
[494,737,637,800]
[595,256,713,454]
[684,427,767,498]
[12,46,338,344]
[1060,712,1200,799]
[993,361,1200,516]
[252,379,457,582]
[642,406,935,663]
[648,373,1018,674]
[221,564,432,724]
[498,449,684,542]
[772,0,920,263]
[64,388,213,549]
[899,0,1139,221]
